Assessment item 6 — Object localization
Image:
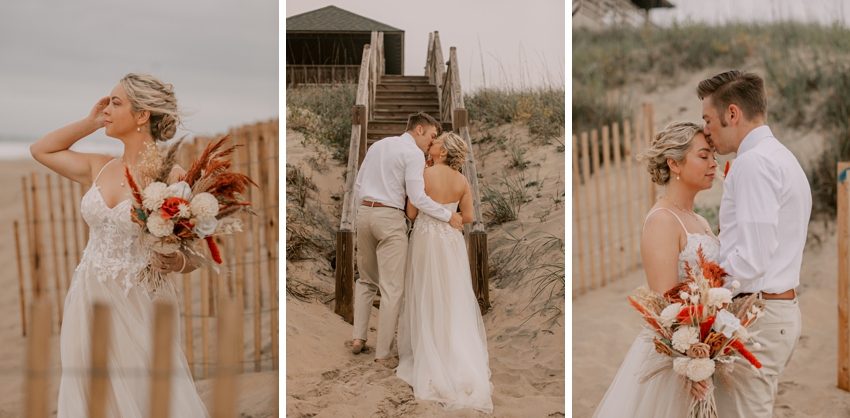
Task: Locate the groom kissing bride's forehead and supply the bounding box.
[699,70,810,417]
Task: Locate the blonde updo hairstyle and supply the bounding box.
[120,73,183,142]
[637,121,704,185]
[437,132,468,171]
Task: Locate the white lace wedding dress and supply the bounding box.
[57,160,209,417]
[396,202,494,414]
[593,208,720,418]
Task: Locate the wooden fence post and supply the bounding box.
[46,174,64,327]
[838,162,850,391]
[248,129,263,372]
[68,177,82,268]
[15,221,27,337]
[213,297,242,418]
[58,176,72,291]
[182,271,195,380]
[624,120,637,271]
[334,104,366,324]
[591,130,606,287]
[30,173,44,300]
[602,125,616,282]
[149,303,175,418]
[261,130,279,370]
[88,303,111,418]
[201,267,211,379]
[612,123,626,280]
[25,300,51,418]
[580,132,597,289]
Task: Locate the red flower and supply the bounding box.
[723,161,731,178]
[160,197,189,220]
[700,316,715,340]
[677,305,704,324]
[205,236,222,264]
[730,340,762,369]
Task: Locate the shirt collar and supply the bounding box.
[737,125,773,155]
[401,132,415,146]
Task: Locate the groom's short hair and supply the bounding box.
[406,112,441,135]
[697,70,767,123]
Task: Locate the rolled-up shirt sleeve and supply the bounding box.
[404,152,451,222]
[720,157,782,290]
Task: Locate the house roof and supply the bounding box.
[286,5,403,32]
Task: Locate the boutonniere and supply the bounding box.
[723,161,732,179]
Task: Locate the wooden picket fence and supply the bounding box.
[572,103,658,296]
[24,295,246,417]
[13,119,279,384]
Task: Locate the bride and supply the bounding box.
[396,132,494,414]
[30,74,210,417]
[593,121,718,417]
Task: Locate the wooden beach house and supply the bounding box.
[286,5,405,85]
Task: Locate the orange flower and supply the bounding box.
[160,197,189,220]
[664,281,692,304]
[677,305,704,324]
[730,340,762,369]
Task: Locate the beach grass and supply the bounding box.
[574,22,850,218]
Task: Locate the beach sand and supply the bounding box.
[0,158,278,417]
[285,125,566,418]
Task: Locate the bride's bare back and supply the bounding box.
[407,165,474,223]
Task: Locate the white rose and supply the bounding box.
[165,181,192,200]
[142,182,169,211]
[190,192,219,220]
[686,358,716,382]
[714,309,742,338]
[147,212,175,238]
[671,326,700,352]
[707,288,733,309]
[192,217,219,239]
[673,357,691,376]
[659,303,682,327]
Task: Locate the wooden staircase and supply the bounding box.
[368,75,441,145]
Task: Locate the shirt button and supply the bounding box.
[781,329,786,335]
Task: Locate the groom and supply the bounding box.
[698,70,811,417]
[350,112,463,364]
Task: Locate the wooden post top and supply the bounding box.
[452,108,468,129]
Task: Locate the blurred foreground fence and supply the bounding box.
[572,103,657,296]
[12,120,279,388]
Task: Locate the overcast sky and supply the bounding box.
[650,0,850,26]
[285,1,566,91]
[0,0,278,141]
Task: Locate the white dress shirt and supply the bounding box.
[718,125,812,296]
[353,132,452,222]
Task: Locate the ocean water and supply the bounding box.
[0,135,138,160]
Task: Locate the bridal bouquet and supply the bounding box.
[125,135,256,296]
[628,247,765,418]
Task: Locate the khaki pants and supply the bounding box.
[714,297,802,417]
[352,206,408,360]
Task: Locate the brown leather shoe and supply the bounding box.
[352,339,366,354]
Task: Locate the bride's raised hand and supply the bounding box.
[88,96,109,128]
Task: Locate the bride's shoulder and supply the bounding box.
[643,207,683,234]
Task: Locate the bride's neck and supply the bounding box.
[121,137,156,167]
[662,184,697,212]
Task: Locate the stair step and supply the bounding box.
[375,97,440,105]
[376,84,437,92]
[375,92,438,100]
[380,75,430,82]
[368,121,408,131]
[375,105,440,113]
[374,110,440,120]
